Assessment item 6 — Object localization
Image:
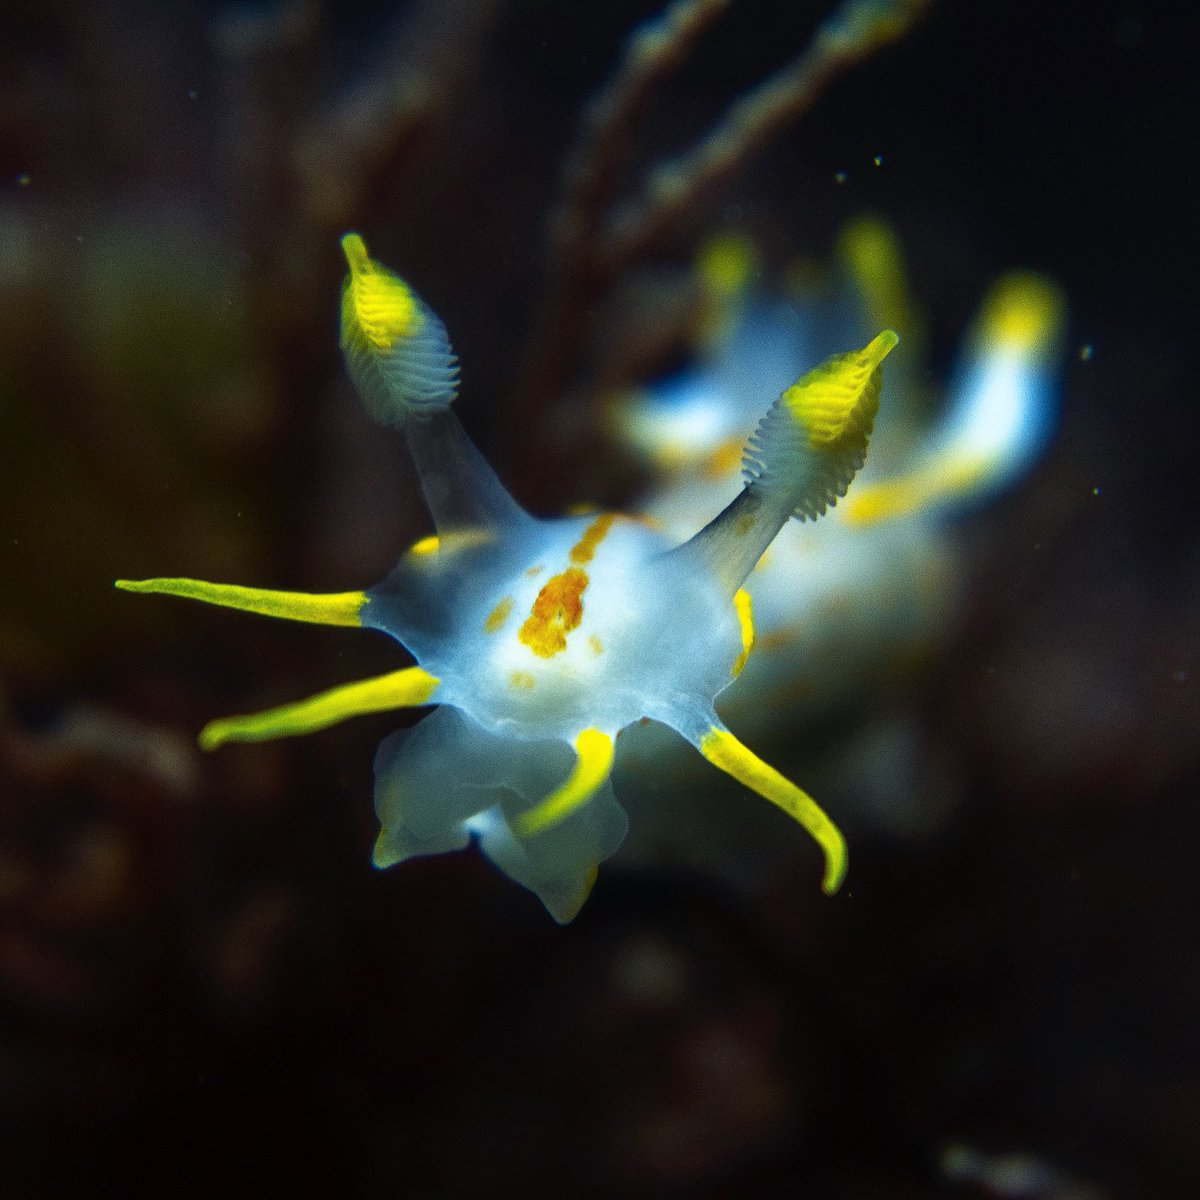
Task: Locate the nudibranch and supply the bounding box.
[615,223,1065,744]
[117,233,897,921]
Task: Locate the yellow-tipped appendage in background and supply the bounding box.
[838,216,915,345]
[977,271,1064,356]
[842,274,1064,526]
[696,232,759,347]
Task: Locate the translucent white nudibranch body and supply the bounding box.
[407,515,742,742]
[615,225,1065,757]
[116,232,899,922]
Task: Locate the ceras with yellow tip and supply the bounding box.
[117,234,898,921]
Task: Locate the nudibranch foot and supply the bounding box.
[372,706,626,924]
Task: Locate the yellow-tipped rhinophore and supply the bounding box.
[698,726,847,894]
[115,578,367,627]
[515,728,616,836]
[341,231,422,349]
[339,232,459,424]
[784,328,898,450]
[198,666,440,751]
[678,328,899,594]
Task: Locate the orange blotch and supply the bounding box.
[702,437,744,479]
[483,595,514,633]
[518,567,589,658]
[509,671,536,690]
[569,513,616,565]
[587,635,604,656]
[758,628,797,652]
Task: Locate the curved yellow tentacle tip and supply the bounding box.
[697,726,847,895]
[196,666,440,752]
[975,272,1066,356]
[115,577,367,627]
[784,329,898,450]
[515,728,615,837]
[819,826,848,896]
[371,829,398,870]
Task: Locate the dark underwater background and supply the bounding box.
[1,1,1196,1196]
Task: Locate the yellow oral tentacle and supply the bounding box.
[198,666,440,751]
[115,578,367,627]
[698,726,847,894]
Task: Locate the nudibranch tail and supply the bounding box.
[114,578,367,626]
[693,722,848,894]
[198,666,440,751]
[339,231,459,425]
[675,329,898,593]
[515,728,616,837]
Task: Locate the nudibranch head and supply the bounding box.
[372,512,742,744]
[116,233,899,921]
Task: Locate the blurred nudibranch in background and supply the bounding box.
[613,218,1065,754]
[117,234,900,921]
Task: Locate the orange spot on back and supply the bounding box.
[524,563,544,578]
[509,671,536,690]
[518,567,589,658]
[483,595,514,633]
[569,513,615,565]
[587,635,604,656]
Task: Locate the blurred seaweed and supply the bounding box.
[0,1,1197,1197]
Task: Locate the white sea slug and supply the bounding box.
[117,234,897,921]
